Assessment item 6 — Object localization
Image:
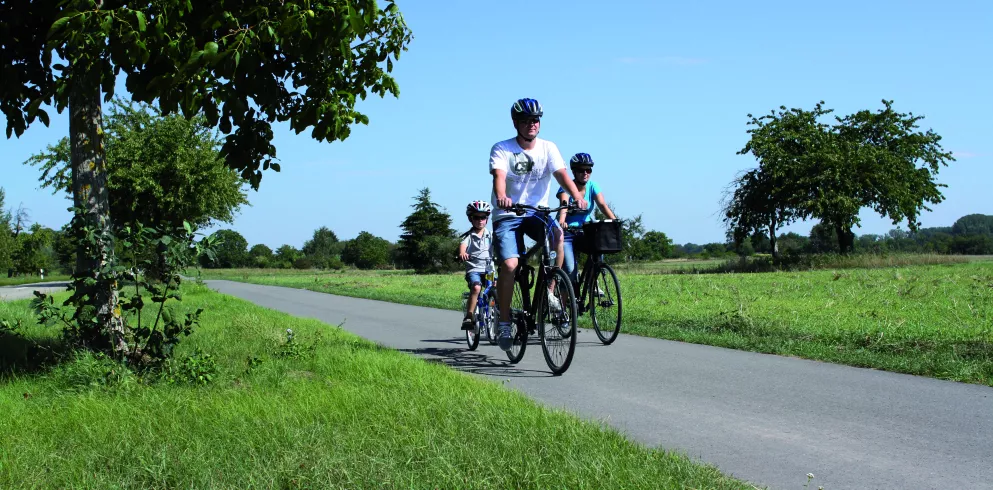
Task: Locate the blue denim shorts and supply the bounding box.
[493,212,559,262]
[465,271,483,288]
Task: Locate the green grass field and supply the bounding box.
[0,285,753,489]
[197,260,993,386]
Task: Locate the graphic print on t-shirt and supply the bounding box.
[511,152,535,175]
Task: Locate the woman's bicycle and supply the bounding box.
[572,220,623,345]
[500,203,579,375]
[461,271,498,350]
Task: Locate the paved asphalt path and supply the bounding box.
[8,280,989,488]
[0,281,70,301]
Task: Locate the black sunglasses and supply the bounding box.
[517,117,541,126]
[572,167,593,174]
[470,214,489,220]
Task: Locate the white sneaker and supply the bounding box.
[547,291,563,313]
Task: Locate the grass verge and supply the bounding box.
[198,260,993,386]
[0,285,753,489]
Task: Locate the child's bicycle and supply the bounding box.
[461,270,498,350]
[501,203,579,375]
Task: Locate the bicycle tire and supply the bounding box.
[465,308,481,351]
[486,300,499,345]
[506,276,528,363]
[591,263,622,345]
[538,268,578,375]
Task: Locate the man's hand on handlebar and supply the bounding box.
[497,196,513,209]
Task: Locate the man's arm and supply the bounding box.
[492,169,512,209]
[556,191,569,228]
[553,169,587,210]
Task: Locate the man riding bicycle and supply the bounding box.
[490,97,588,352]
[557,152,617,289]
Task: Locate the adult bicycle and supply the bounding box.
[571,220,623,345]
[500,203,579,375]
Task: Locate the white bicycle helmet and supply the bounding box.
[466,200,492,215]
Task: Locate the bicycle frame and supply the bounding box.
[509,207,565,333]
[576,252,603,314]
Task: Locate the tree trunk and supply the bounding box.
[69,81,128,356]
[834,224,855,254]
[768,217,779,259]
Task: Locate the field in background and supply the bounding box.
[197,257,993,386]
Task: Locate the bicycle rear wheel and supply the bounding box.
[539,268,578,375]
[591,263,622,345]
[506,277,528,363]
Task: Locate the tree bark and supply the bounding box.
[768,217,779,259]
[69,80,128,356]
[834,224,856,254]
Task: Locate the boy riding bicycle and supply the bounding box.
[459,200,494,331]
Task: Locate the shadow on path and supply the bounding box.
[401,336,554,378]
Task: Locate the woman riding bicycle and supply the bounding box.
[556,153,617,289]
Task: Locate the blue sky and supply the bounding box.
[3,0,991,248]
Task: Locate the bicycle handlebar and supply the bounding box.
[507,203,577,216]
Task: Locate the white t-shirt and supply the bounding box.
[489,137,566,220]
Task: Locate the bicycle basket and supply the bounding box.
[582,220,623,254]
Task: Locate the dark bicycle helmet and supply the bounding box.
[570,152,594,167]
[510,98,543,120]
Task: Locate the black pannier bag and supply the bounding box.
[580,220,622,254]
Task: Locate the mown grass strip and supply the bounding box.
[0,285,754,489]
[198,261,993,386]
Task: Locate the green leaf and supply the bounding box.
[347,5,366,33]
[271,162,281,172]
[135,12,147,32]
[47,16,71,39]
[204,42,219,57]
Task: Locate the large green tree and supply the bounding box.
[724,103,834,258]
[397,188,457,273]
[206,229,248,268]
[302,226,340,268]
[26,100,250,232]
[248,243,274,268]
[1,0,411,354]
[341,231,391,269]
[951,214,993,236]
[727,101,952,254]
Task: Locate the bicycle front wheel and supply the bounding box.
[539,268,578,375]
[466,308,481,351]
[591,263,622,345]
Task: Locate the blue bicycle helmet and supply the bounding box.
[570,153,594,167]
[511,98,543,120]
